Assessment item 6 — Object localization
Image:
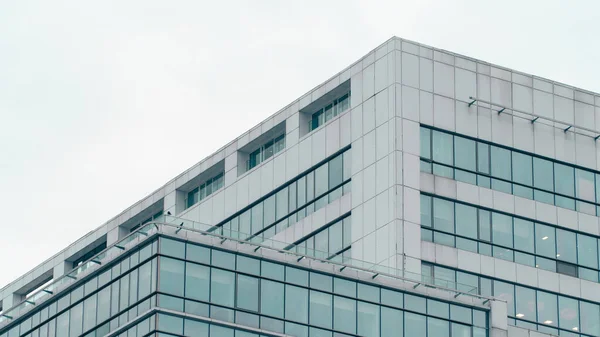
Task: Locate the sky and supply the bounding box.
[0,0,598,291]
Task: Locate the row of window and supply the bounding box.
[309,92,351,132]
[157,239,487,337]
[288,215,352,261]
[246,135,286,172]
[420,194,600,282]
[2,260,158,337]
[213,149,351,241]
[420,126,600,216]
[422,263,600,337]
[0,242,158,337]
[156,312,281,337]
[185,172,225,209]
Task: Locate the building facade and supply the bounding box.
[1,37,600,337]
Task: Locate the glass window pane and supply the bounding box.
[420,128,431,160]
[478,210,491,242]
[315,164,329,197]
[533,158,554,191]
[310,273,332,292]
[237,275,259,311]
[427,300,449,319]
[454,137,476,171]
[357,302,379,337]
[515,286,536,321]
[580,301,600,336]
[556,229,577,264]
[455,203,477,239]
[333,296,356,334]
[513,218,534,254]
[158,314,183,335]
[357,284,380,303]
[70,302,83,337]
[537,291,558,327]
[427,317,449,337]
[452,323,472,337]
[334,278,356,298]
[285,285,308,324]
[558,296,579,331]
[512,152,532,186]
[492,213,513,248]
[405,295,426,314]
[309,291,332,329]
[185,263,209,301]
[493,281,515,316]
[286,267,309,287]
[477,143,490,174]
[433,130,453,165]
[554,163,575,197]
[433,198,454,233]
[251,203,264,233]
[261,280,284,318]
[329,154,343,189]
[578,234,598,269]
[381,289,403,309]
[381,307,403,337]
[184,320,208,336]
[159,257,184,296]
[262,261,284,281]
[405,312,426,337]
[276,188,289,221]
[535,223,556,259]
[450,305,472,324]
[490,146,511,180]
[420,195,432,228]
[160,238,185,259]
[211,268,235,307]
[576,169,595,201]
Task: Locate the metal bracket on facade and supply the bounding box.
[253,246,261,252]
[468,97,477,107]
[220,238,228,244]
[175,223,185,234]
[25,300,35,305]
[91,259,101,265]
[1,314,12,320]
[413,283,421,289]
[595,135,600,141]
[297,256,305,262]
[453,293,461,299]
[371,273,379,279]
[42,289,53,295]
[339,266,347,272]
[66,274,77,280]
[115,245,125,250]
[483,299,490,305]
[138,231,148,236]
[531,117,539,124]
[564,125,572,133]
[497,108,506,115]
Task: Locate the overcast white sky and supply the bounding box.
[0,0,598,290]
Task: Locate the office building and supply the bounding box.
[2,36,600,337]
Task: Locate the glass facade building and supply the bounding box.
[2,37,599,337]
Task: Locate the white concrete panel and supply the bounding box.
[512,115,534,153]
[401,85,419,122]
[533,122,555,158]
[535,201,557,225]
[494,259,516,282]
[339,112,351,148]
[403,221,421,259]
[477,106,492,141]
[374,56,388,93]
[260,159,274,196]
[375,89,389,127]
[435,244,458,268]
[513,196,536,219]
[375,191,389,229]
[298,138,312,173]
[457,249,481,274]
[578,212,599,235]
[455,68,476,103]
[433,94,455,131]
[351,72,363,109]
[363,130,376,167]
[273,153,286,188]
[575,101,595,129]
[285,144,299,181]
[236,176,249,210]
[376,156,390,196]
[402,119,420,156]
[492,190,514,214]
[401,52,419,88]
[515,264,538,287]
[363,63,375,101]
[554,128,576,164]
[248,168,261,203]
[455,100,477,137]
[558,274,580,298]
[554,95,574,125]
[419,57,433,92]
[512,84,533,113]
[433,61,454,98]
[376,123,389,161]
[537,269,559,292]
[575,134,596,169]
[311,128,326,165]
[477,74,491,102]
[325,119,340,158]
[403,154,420,191]
[456,181,479,206]
[491,78,512,108]
[350,106,363,142]
[403,187,420,225]
[420,91,434,125]
[491,110,513,147]
[351,171,363,209]
[533,89,554,119]
[351,138,363,176]
[363,163,376,202]
[363,96,376,134]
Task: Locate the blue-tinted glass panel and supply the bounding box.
[381,307,403,337]
[427,317,449,337]
[554,163,575,197]
[454,137,476,171]
[309,291,332,329]
[420,128,431,160]
[405,312,426,337]
[513,218,534,254]
[512,152,532,186]
[455,203,477,239]
[556,229,576,264]
[285,285,308,324]
[333,296,356,334]
[357,302,379,337]
[533,158,554,192]
[261,280,284,318]
[211,268,235,307]
[491,213,513,248]
[490,146,511,180]
[537,291,558,327]
[237,275,259,311]
[432,130,453,165]
[185,263,210,301]
[159,257,184,296]
[433,198,454,233]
